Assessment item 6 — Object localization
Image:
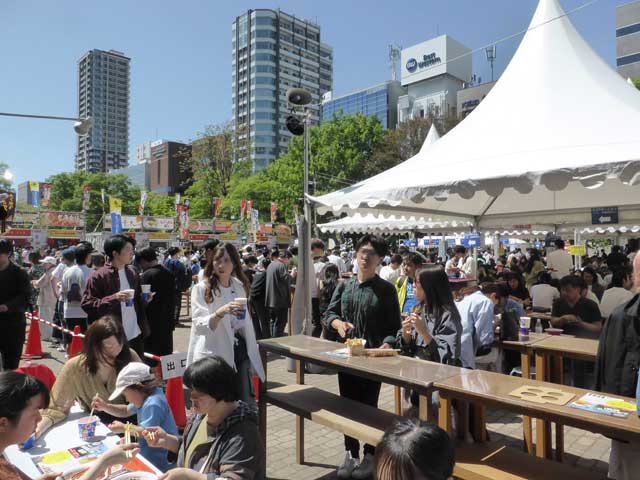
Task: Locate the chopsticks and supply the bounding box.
[89,393,98,418]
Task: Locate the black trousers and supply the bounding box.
[311,298,322,338]
[144,328,173,366]
[0,318,26,370]
[268,307,288,338]
[173,292,183,326]
[250,297,269,340]
[338,372,382,458]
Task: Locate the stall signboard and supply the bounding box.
[214,220,240,233]
[189,233,216,242]
[258,223,273,235]
[147,232,172,241]
[1,228,32,238]
[189,219,215,232]
[48,229,80,239]
[12,212,39,224]
[512,224,532,230]
[31,229,48,248]
[568,245,586,256]
[218,232,241,246]
[463,233,481,247]
[104,215,175,231]
[42,212,85,228]
[591,207,619,225]
[273,224,292,244]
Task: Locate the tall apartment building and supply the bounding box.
[232,9,333,172]
[75,49,130,173]
[617,1,640,78]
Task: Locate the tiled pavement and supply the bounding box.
[29,306,612,480]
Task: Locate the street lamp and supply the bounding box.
[0,112,93,136]
[2,169,14,182]
[485,45,497,83]
[286,87,315,336]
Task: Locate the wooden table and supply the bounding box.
[501,333,550,453]
[434,370,640,461]
[258,335,469,463]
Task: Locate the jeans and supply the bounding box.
[311,298,322,337]
[338,372,382,458]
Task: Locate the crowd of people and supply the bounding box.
[0,232,638,479]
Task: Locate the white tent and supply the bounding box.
[310,0,640,230]
[318,213,471,235]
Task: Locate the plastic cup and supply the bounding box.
[520,316,531,329]
[122,289,135,307]
[141,285,151,302]
[77,415,99,440]
[235,297,248,321]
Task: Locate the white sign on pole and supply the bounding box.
[160,352,188,380]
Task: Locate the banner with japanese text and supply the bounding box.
[28,181,40,208]
[40,184,52,209]
[82,186,91,211]
[109,197,123,234]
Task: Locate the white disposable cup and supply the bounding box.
[235,297,248,321]
[141,285,151,293]
[122,289,135,306]
[520,317,531,329]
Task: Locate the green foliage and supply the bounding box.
[633,78,640,90]
[144,192,174,217]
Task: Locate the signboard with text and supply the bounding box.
[462,233,481,247]
[591,207,619,225]
[160,352,188,380]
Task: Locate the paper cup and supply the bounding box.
[122,289,135,306]
[520,316,531,329]
[141,285,151,302]
[77,415,99,440]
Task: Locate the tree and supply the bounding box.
[633,78,640,90]
[181,122,249,219]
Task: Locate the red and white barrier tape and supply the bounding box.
[26,312,85,338]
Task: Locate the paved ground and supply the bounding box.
[26,302,612,479]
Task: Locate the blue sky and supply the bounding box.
[0,0,617,187]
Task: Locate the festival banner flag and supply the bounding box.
[139,190,147,216]
[109,197,123,234]
[28,181,40,208]
[213,197,221,218]
[175,193,181,212]
[246,200,253,219]
[40,183,52,209]
[251,208,260,232]
[82,186,91,211]
[100,188,105,206]
[270,202,278,223]
[240,199,247,219]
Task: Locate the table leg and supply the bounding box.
[550,355,563,384]
[295,360,305,464]
[258,347,268,478]
[394,386,402,416]
[472,404,487,442]
[418,393,431,421]
[521,350,534,454]
[438,394,453,437]
[555,423,564,462]
[534,352,552,458]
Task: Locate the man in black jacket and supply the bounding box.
[135,247,176,363]
[595,252,640,479]
[0,239,31,369]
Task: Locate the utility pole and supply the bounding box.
[388,44,402,81]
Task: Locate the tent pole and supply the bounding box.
[574,228,581,271]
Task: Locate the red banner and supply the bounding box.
[213,197,221,218]
[82,186,91,211]
[240,199,247,219]
[270,202,278,223]
[41,184,52,209]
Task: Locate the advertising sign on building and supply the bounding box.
[400,35,471,86]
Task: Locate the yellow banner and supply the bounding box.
[28,181,40,191]
[147,232,171,241]
[567,245,586,256]
[47,229,80,239]
[109,197,122,214]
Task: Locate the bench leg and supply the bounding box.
[555,423,564,462]
[438,394,453,437]
[295,360,305,464]
[472,404,487,442]
[534,351,552,458]
[394,386,402,416]
[550,355,563,384]
[418,393,431,421]
[259,347,268,478]
[521,351,534,454]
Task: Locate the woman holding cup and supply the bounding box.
[188,242,265,405]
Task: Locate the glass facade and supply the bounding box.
[232,9,333,172]
[322,85,390,128]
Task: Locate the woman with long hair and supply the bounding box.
[34,316,139,438]
[582,266,605,302]
[188,242,265,405]
[398,265,462,366]
[524,249,545,289]
[504,271,531,307]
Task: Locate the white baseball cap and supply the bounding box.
[109,362,155,400]
[40,256,57,266]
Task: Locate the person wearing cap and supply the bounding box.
[34,256,58,342]
[0,239,31,370]
[91,362,178,472]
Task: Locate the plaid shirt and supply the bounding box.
[323,275,401,348]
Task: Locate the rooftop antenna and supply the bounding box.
[388,44,402,81]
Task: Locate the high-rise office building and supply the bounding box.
[321,81,406,129]
[75,49,130,173]
[617,1,640,78]
[232,9,333,172]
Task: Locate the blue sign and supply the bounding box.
[406,58,417,72]
[591,207,618,225]
[463,233,481,248]
[402,239,417,247]
[111,212,123,234]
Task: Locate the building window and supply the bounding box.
[617,52,640,66]
[616,22,640,37]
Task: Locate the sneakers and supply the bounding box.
[337,451,358,479]
[351,453,374,479]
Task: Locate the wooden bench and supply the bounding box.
[264,384,601,480]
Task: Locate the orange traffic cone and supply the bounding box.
[22,316,43,359]
[68,325,83,357]
[166,376,187,428]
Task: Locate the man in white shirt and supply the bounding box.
[546,239,573,280]
[51,248,75,350]
[327,248,347,274]
[310,239,326,337]
[458,247,477,280]
[445,247,464,277]
[379,254,402,285]
[600,268,634,318]
[61,243,94,352]
[530,272,560,311]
